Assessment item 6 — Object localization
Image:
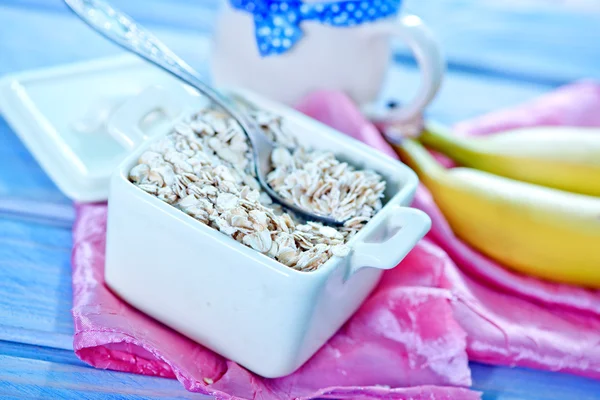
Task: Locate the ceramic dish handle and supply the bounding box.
[349,206,431,276]
[106,85,186,150]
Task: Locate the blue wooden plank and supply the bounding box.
[0,218,74,348]
[0,197,75,228]
[0,340,86,367]
[0,0,221,33]
[1,340,600,400]
[0,216,71,250]
[0,354,210,400]
[2,0,600,84]
[404,0,600,84]
[470,362,600,400]
[0,5,212,77]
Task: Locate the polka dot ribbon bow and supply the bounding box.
[230,0,402,56]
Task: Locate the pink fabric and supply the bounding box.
[73,204,475,399]
[71,81,600,399]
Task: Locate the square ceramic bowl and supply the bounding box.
[104,87,431,378]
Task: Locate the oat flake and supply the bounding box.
[128,102,386,271]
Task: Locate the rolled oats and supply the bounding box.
[128,101,386,271]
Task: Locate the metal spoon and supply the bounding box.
[64,0,346,226]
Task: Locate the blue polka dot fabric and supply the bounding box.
[230,0,403,56]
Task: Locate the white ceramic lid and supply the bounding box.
[0,55,203,202]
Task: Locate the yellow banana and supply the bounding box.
[393,139,600,288]
[418,122,600,197]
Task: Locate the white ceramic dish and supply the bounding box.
[0,56,429,377]
[104,87,431,378]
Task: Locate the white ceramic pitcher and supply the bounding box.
[210,0,445,125]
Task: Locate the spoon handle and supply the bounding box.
[65,0,346,226]
[64,0,253,131]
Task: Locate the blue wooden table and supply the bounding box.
[1,0,600,398]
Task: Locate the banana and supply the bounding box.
[393,139,600,288]
[418,122,600,197]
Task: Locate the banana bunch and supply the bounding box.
[391,123,600,288]
[420,122,600,196]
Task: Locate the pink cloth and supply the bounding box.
[72,206,475,400]
[71,81,600,399]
